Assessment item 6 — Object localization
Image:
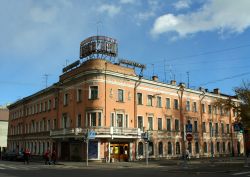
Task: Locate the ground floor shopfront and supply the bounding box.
[7,128,244,161]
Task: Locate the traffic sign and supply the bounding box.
[186,133,193,141]
[186,124,192,132]
[88,130,96,140]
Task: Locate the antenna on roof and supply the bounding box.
[43,74,49,88]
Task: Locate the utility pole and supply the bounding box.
[177,83,187,168]
[187,72,190,89]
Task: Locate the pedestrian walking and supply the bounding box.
[44,149,51,165]
[23,148,30,165]
[51,150,57,165]
[186,149,190,160]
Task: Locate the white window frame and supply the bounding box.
[117,89,124,102]
[137,92,143,105]
[148,116,153,130]
[156,96,162,107]
[77,89,82,102]
[89,86,98,99]
[137,115,144,130]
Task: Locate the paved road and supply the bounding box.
[0,159,249,177]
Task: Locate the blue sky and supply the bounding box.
[1,0,250,106]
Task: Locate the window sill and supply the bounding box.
[117,101,125,103]
[88,98,99,100]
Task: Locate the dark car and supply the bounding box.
[2,151,24,161]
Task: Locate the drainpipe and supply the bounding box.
[199,91,206,157]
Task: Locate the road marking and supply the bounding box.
[0,167,5,170]
[232,171,250,175]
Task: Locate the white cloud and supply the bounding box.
[119,0,135,4]
[30,6,58,24]
[173,0,191,10]
[151,0,250,38]
[98,4,121,17]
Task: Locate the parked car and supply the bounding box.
[2,151,24,161]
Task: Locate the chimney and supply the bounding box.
[179,82,186,88]
[213,88,220,94]
[152,75,158,81]
[170,80,176,85]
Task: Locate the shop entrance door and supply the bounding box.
[110,143,129,162]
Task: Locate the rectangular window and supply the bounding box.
[186,101,190,111]
[138,116,143,130]
[47,120,50,131]
[215,123,218,135]
[98,112,102,127]
[147,95,153,106]
[194,121,198,132]
[77,89,82,102]
[77,114,81,128]
[111,113,115,127]
[156,96,162,107]
[90,112,97,127]
[40,103,42,112]
[209,122,213,137]
[175,119,179,131]
[137,93,143,105]
[62,114,68,128]
[90,86,98,99]
[208,105,212,114]
[226,124,230,133]
[64,93,68,106]
[118,89,124,102]
[193,102,197,112]
[174,99,178,110]
[167,118,171,131]
[214,106,217,114]
[202,104,205,113]
[44,101,47,111]
[117,114,123,127]
[221,123,224,134]
[53,98,58,109]
[148,117,153,130]
[166,98,171,109]
[53,119,57,129]
[158,118,162,130]
[202,122,206,132]
[48,100,51,111]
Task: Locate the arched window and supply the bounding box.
[195,142,199,154]
[158,142,163,156]
[176,142,180,155]
[168,142,172,155]
[204,142,207,153]
[138,142,143,156]
[216,142,220,153]
[211,142,214,155]
[222,142,226,153]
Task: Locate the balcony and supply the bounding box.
[50,127,141,139]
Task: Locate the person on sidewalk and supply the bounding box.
[51,150,57,165]
[44,149,51,165]
[23,148,31,165]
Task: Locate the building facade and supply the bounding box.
[7,36,244,162]
[0,106,9,154]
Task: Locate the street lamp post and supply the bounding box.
[177,83,187,168]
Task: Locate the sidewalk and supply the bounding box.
[56,157,250,169]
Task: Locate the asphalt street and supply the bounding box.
[0,159,250,177]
